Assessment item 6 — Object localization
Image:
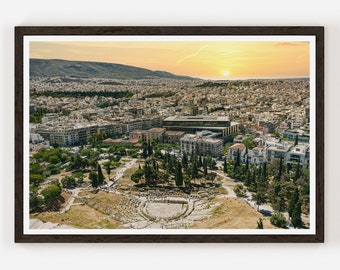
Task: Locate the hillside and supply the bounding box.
[30,59,196,80]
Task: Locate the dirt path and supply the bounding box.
[214,170,274,214]
[215,171,237,198]
[59,187,82,213]
[107,158,137,187]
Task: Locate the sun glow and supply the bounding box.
[222,70,230,77]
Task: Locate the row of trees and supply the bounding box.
[131,151,217,190]
[31,90,134,99]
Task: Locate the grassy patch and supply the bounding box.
[31,190,129,229]
[32,204,122,229]
[212,206,222,216]
[190,198,278,229]
[215,186,228,195]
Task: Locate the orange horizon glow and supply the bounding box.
[30,41,310,80]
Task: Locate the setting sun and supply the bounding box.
[223,70,230,77]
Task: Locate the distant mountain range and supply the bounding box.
[30,59,197,80]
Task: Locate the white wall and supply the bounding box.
[1,1,339,269]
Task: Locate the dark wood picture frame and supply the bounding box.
[15,26,324,243]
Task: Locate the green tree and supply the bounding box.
[198,155,203,168]
[203,157,208,176]
[245,170,251,187]
[41,184,62,211]
[271,191,285,212]
[270,212,288,228]
[72,171,84,185]
[233,183,246,197]
[257,218,264,229]
[234,149,241,172]
[183,174,191,189]
[144,162,152,186]
[256,165,268,191]
[293,163,301,182]
[162,170,171,186]
[182,152,188,171]
[48,155,61,164]
[29,193,44,213]
[252,190,266,211]
[142,147,147,159]
[223,157,227,174]
[291,201,303,228]
[250,169,257,191]
[243,138,254,149]
[29,108,47,123]
[30,163,42,174]
[175,161,183,187]
[97,163,104,185]
[131,169,144,184]
[103,161,112,181]
[245,156,249,172]
[276,155,284,181]
[89,171,99,188]
[147,141,153,157]
[29,174,44,187]
[69,155,85,170]
[206,155,216,169]
[288,187,299,218]
[46,164,60,175]
[191,161,198,180]
[61,176,76,189]
[262,162,268,182]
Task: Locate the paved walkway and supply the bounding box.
[107,158,137,187]
[59,187,81,213]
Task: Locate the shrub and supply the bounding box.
[233,183,246,197]
[270,212,288,228]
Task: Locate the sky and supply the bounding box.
[30,41,310,80]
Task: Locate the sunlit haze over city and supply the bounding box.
[30,41,310,80]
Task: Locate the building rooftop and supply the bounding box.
[147,128,166,133]
[229,143,246,151]
[290,144,310,154]
[164,130,185,135]
[181,133,222,143]
[267,144,289,152]
[163,115,229,122]
[252,146,264,151]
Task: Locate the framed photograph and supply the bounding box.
[15,26,324,243]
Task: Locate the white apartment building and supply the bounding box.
[180,132,223,158]
[248,146,265,165]
[227,143,247,163]
[286,144,310,165]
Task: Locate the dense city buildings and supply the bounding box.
[29,77,310,165]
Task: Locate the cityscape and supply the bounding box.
[28,41,311,230]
